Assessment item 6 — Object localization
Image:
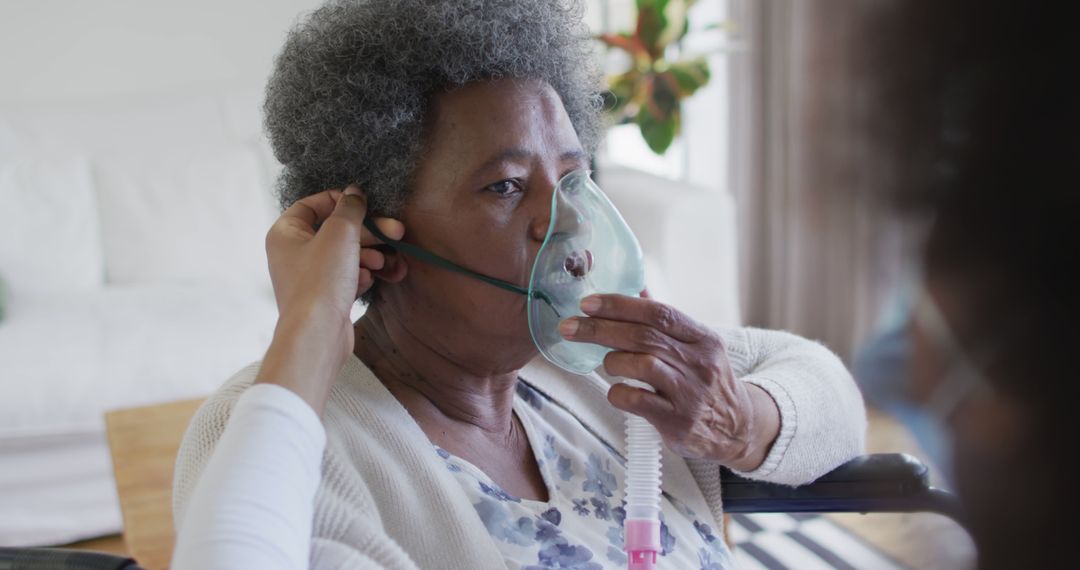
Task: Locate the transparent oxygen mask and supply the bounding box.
[527,169,646,372]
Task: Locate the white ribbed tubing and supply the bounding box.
[623,380,663,521]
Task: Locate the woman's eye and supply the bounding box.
[485,179,522,197]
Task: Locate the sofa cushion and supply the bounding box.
[0,285,278,439]
[0,90,281,292]
[94,144,279,290]
[0,154,105,296]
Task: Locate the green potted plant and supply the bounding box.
[598,0,715,155]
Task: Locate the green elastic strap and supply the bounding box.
[362,218,556,311]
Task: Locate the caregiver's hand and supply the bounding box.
[257,185,406,415]
[559,293,781,472]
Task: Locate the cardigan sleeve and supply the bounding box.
[171,383,326,570]
[714,326,867,486]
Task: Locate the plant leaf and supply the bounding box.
[635,0,670,13]
[666,57,711,96]
[597,33,641,55]
[637,102,680,154]
[647,72,681,120]
[658,0,690,48]
[636,2,669,59]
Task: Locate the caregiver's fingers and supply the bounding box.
[274,186,404,248]
[318,185,369,245]
[359,248,385,271]
[373,253,409,283]
[363,217,405,246]
[580,294,707,343]
[281,189,340,231]
[602,351,680,397]
[355,268,374,300]
[269,190,341,245]
[607,383,677,422]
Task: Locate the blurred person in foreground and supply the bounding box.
[845,1,1078,567]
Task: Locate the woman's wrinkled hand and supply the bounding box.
[259,185,406,413]
[558,293,780,472]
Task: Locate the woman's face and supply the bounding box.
[377,78,589,363]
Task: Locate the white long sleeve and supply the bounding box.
[171,383,326,570]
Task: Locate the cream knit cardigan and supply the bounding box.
[174,326,866,569]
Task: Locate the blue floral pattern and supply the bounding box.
[432,381,736,569]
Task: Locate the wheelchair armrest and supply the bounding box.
[0,547,144,570]
[720,453,967,530]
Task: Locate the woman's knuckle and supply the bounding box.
[702,331,724,351]
[643,354,664,376]
[635,326,660,347]
[652,303,679,330]
[578,317,597,337]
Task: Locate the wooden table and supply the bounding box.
[105,398,205,570]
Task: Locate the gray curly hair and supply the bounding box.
[264,0,605,217]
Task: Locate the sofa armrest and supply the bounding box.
[599,166,741,328]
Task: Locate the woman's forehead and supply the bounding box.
[426,78,583,165]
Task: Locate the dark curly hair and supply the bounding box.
[263,0,604,218]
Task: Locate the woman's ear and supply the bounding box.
[373,249,408,283]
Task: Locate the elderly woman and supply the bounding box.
[171,1,865,568]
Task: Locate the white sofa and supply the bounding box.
[0,89,739,546]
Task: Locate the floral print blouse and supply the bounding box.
[432,381,736,569]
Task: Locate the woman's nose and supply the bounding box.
[529,186,587,242]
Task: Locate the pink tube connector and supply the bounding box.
[625,518,660,570]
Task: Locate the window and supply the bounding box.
[587,0,732,192]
